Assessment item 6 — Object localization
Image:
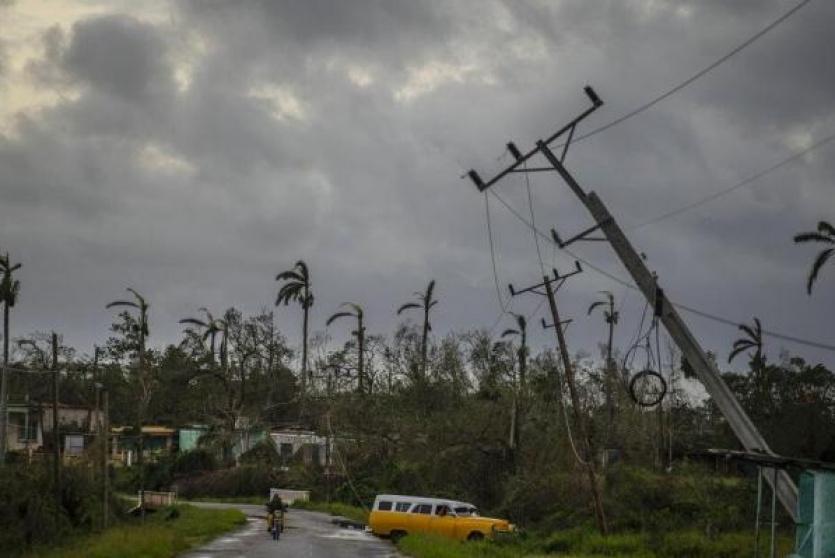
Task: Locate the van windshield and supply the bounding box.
[454,506,479,516]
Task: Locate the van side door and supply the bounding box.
[429,504,457,539]
[409,503,433,533]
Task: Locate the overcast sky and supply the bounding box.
[1,0,833,371]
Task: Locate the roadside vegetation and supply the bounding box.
[24,504,245,558]
[397,530,794,558]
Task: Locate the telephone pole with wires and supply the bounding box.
[465,86,798,521]
[508,263,608,535]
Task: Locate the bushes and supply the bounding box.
[172,449,217,476]
[239,439,281,467]
[173,464,283,499]
[0,462,115,555]
[603,464,753,534]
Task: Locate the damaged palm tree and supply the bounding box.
[588,291,619,441]
[794,220,834,295]
[327,303,366,395]
[276,261,314,403]
[501,313,528,454]
[106,288,150,516]
[396,279,438,382]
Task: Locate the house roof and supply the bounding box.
[111,425,176,436]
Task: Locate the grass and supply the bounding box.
[397,529,796,558]
[25,504,247,558]
[291,500,369,524]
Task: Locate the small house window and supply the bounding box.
[377,501,393,511]
[395,502,411,512]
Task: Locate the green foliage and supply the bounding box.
[24,504,245,558]
[172,449,217,475]
[603,464,752,534]
[399,529,793,558]
[239,438,281,467]
[0,462,118,555]
[173,464,283,499]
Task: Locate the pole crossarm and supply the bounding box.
[552,220,611,248]
[541,317,573,331]
[465,87,798,521]
[467,86,603,192]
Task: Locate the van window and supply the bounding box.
[412,504,432,514]
[435,504,451,516]
[377,501,392,511]
[395,502,411,512]
[455,506,478,516]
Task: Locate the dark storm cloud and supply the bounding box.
[0,0,832,369]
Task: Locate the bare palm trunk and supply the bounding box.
[137,325,146,519]
[420,308,429,381]
[357,315,365,395]
[0,301,9,461]
[605,309,615,443]
[302,301,309,395]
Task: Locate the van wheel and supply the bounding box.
[467,531,485,541]
[390,530,407,543]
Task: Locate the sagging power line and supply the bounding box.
[629,130,835,231]
[485,182,835,355]
[566,0,812,146]
[465,86,799,519]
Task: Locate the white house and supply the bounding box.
[269,428,332,467]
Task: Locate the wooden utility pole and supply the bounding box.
[506,267,607,534]
[102,388,109,528]
[544,276,608,534]
[51,332,61,498]
[466,86,797,520]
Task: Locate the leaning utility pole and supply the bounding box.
[509,265,608,534]
[466,87,798,520]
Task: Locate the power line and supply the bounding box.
[487,189,835,354]
[674,303,835,353]
[569,0,812,146]
[484,192,508,313]
[523,161,547,276]
[629,130,835,230]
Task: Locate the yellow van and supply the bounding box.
[368,494,514,542]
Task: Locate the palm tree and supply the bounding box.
[729,317,767,408]
[728,317,763,367]
[501,313,527,454]
[396,279,438,382]
[0,252,21,461]
[794,221,834,294]
[179,308,222,364]
[327,303,365,394]
[276,261,313,396]
[106,288,150,514]
[588,291,618,437]
[501,313,528,390]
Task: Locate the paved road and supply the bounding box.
[183,502,400,558]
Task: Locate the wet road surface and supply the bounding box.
[182,502,400,558]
